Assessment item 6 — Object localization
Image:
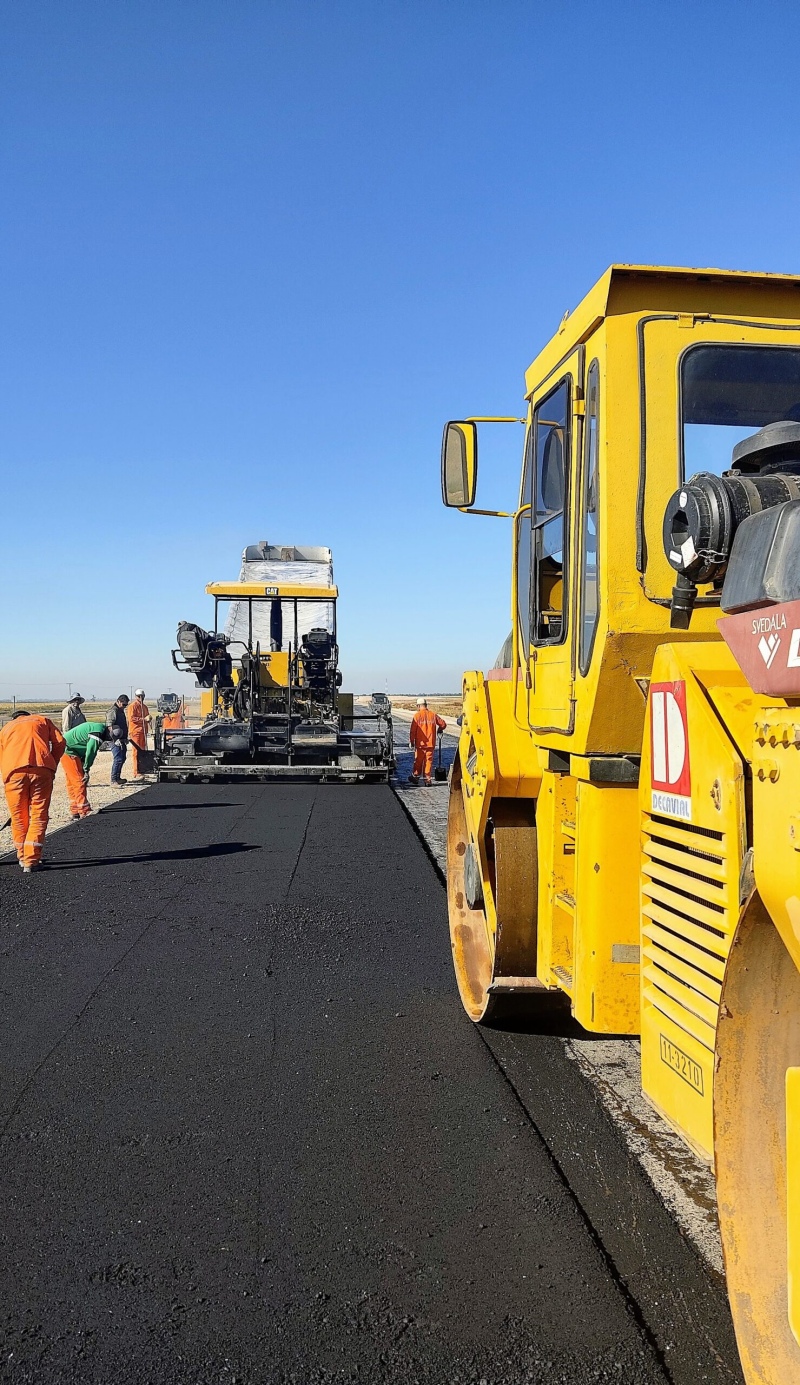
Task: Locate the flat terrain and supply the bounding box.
[389,695,463,718]
[0,782,742,1383]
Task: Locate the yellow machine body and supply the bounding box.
[205,582,339,600]
[638,641,750,1159]
[444,264,800,1382]
[163,571,391,782]
[200,651,293,718]
[199,652,291,719]
[198,581,338,719]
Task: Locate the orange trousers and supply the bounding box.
[62,752,91,817]
[412,747,434,781]
[4,767,54,865]
[130,740,146,776]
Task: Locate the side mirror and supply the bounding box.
[441,421,477,508]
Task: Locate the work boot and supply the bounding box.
[21,863,42,874]
[407,774,419,785]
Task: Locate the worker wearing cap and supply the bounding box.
[61,693,86,734]
[0,711,65,872]
[62,721,117,819]
[127,690,151,780]
[408,698,447,787]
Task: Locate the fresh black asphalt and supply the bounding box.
[0,783,742,1384]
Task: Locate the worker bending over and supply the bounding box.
[408,697,446,787]
[62,721,118,819]
[0,711,65,872]
[127,690,151,780]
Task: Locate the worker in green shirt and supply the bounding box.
[62,721,120,819]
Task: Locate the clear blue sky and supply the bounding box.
[3,0,800,699]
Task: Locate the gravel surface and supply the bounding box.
[390,715,458,872]
[0,781,741,1383]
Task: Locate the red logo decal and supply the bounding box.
[718,598,800,696]
[650,682,691,818]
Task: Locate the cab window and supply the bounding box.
[682,344,800,478]
[532,379,570,644]
[579,361,600,672]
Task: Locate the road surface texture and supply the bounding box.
[392,724,724,1279]
[0,782,742,1384]
[0,746,148,862]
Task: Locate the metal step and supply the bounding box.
[487,976,550,995]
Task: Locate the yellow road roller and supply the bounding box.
[441,264,800,1382]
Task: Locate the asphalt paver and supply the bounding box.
[0,783,741,1383]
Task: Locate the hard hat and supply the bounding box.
[417,696,427,706]
[70,692,85,702]
[134,688,145,698]
[110,726,124,739]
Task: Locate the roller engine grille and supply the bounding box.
[641,813,736,1052]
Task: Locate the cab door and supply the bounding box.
[522,352,584,733]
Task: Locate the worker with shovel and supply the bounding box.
[408,698,447,787]
[127,690,151,780]
[0,710,65,872]
[62,721,119,819]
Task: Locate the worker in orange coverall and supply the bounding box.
[0,711,65,872]
[162,701,185,730]
[127,689,151,780]
[408,698,447,787]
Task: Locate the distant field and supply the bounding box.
[0,701,116,721]
[0,698,201,726]
[0,695,460,724]
[390,695,462,718]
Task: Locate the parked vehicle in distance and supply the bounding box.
[370,692,391,716]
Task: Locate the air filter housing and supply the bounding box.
[662,421,800,627]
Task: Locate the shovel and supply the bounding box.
[434,728,448,782]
